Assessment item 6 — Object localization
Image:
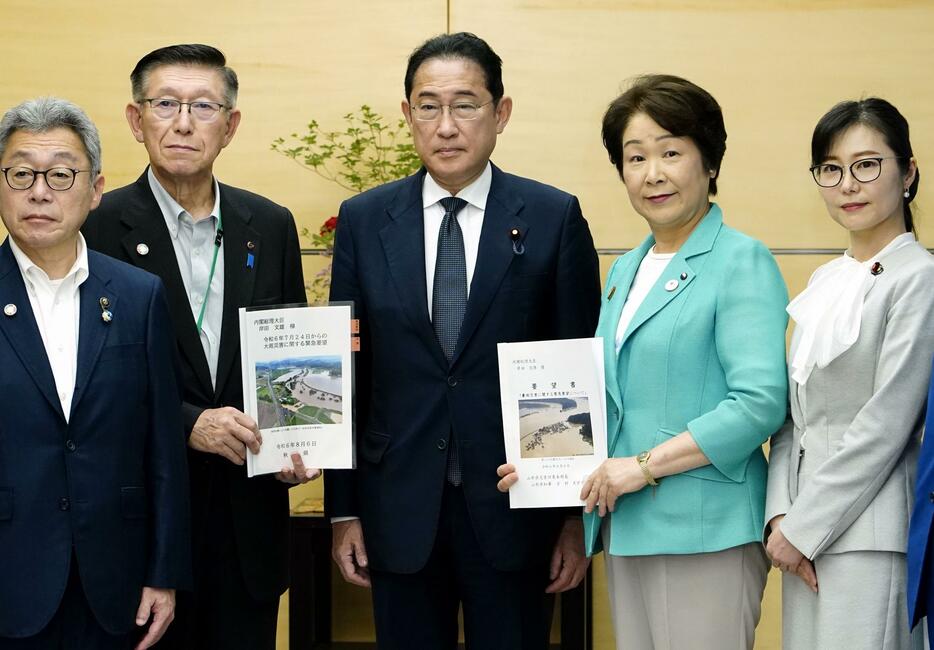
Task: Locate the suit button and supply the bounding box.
[447,376,457,387]
[59,497,70,511]
[437,439,447,450]
[65,440,76,452]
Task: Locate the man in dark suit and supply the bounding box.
[0,97,190,649]
[908,355,934,646]
[326,32,601,649]
[82,45,314,650]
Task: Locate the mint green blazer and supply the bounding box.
[584,205,788,557]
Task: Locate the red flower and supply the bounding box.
[320,216,338,234]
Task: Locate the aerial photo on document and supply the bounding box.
[518,397,594,459]
[255,356,343,428]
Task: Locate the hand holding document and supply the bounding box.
[497,338,608,508]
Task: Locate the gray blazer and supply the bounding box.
[765,240,934,559]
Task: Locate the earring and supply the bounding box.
[904,189,910,198]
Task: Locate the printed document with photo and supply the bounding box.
[498,337,607,508]
[239,303,355,477]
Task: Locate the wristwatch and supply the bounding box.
[637,450,659,487]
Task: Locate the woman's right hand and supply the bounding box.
[496,463,519,492]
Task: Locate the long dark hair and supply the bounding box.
[811,98,918,232]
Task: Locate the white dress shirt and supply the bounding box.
[423,162,491,318]
[148,168,224,388]
[9,234,89,422]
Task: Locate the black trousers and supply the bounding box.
[0,554,134,650]
[154,477,279,650]
[370,484,554,650]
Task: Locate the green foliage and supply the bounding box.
[271,105,422,194]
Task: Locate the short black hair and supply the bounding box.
[404,32,503,104]
[602,74,727,195]
[811,97,919,232]
[130,44,239,107]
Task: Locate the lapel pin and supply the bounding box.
[247,241,255,250]
[680,272,688,280]
[101,310,113,323]
[509,228,525,256]
[870,262,884,276]
[665,279,679,292]
[99,296,110,309]
[246,252,255,269]
[607,286,617,301]
[136,243,150,256]
[3,303,16,317]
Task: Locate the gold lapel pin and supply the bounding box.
[607,286,617,301]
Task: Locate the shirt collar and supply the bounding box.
[9,232,90,289]
[422,161,492,211]
[147,166,222,239]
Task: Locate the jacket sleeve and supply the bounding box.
[324,201,365,518]
[763,416,794,541]
[144,278,193,589]
[686,241,789,482]
[780,267,934,559]
[552,195,601,340]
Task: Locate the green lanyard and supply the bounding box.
[196,208,223,333]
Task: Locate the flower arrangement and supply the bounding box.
[272,105,422,304]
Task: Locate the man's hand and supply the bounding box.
[276,452,322,484]
[496,463,519,492]
[188,407,261,465]
[133,587,175,650]
[766,515,818,593]
[545,518,590,593]
[332,519,370,588]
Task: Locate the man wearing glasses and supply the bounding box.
[83,44,312,650]
[326,32,601,649]
[0,97,190,648]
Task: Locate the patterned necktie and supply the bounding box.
[432,196,468,485]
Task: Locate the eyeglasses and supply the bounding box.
[410,100,494,122]
[0,166,90,191]
[809,157,903,188]
[142,98,227,122]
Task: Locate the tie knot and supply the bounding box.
[439,196,468,217]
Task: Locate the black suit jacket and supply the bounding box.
[325,165,601,573]
[0,244,191,637]
[83,170,306,600]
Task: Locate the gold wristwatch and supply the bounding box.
[637,450,659,487]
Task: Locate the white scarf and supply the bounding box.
[787,232,916,385]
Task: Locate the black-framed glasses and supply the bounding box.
[809,156,903,188]
[142,98,227,121]
[0,166,90,191]
[410,100,494,122]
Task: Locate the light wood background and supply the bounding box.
[2,1,932,647]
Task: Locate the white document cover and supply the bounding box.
[239,303,355,477]
[497,337,608,508]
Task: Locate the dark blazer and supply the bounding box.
[82,170,306,600]
[908,354,934,636]
[0,242,190,638]
[325,165,601,573]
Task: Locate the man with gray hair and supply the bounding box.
[0,97,191,648]
[83,44,311,649]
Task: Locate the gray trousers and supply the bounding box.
[604,539,768,650]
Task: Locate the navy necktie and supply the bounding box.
[432,196,468,485]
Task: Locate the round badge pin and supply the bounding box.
[136,243,150,256]
[664,279,679,292]
[101,310,113,323]
[3,303,16,317]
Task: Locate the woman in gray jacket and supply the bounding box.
[765,98,934,649]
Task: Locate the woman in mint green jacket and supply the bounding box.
[580,75,789,649]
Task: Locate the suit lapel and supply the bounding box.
[0,241,64,419]
[615,204,723,350]
[71,264,113,417]
[214,188,260,399]
[379,171,448,367]
[600,238,652,415]
[117,172,214,396]
[451,166,524,366]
